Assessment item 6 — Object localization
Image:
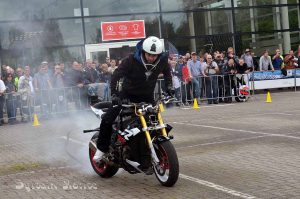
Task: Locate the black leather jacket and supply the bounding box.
[110,40,172,103]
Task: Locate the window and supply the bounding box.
[161,0,232,11]
[0,19,84,50]
[162,13,190,38]
[0,0,81,21]
[83,0,158,16]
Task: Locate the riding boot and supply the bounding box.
[96,121,112,153]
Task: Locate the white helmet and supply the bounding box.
[142,36,163,55]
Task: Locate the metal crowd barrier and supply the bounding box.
[2,70,299,124]
[0,83,110,124]
[157,73,251,105]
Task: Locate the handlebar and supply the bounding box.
[92,94,175,111]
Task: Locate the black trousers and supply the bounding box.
[96,103,151,167]
[96,104,122,152]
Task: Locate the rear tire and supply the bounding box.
[153,140,179,187]
[89,133,119,178]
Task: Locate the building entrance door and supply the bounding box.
[85,41,138,64]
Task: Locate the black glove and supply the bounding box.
[111,94,121,106]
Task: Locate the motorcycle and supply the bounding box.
[83,95,179,187]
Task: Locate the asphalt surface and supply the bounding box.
[1,91,300,199]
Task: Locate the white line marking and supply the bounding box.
[176,135,270,149]
[255,112,296,116]
[179,173,257,199]
[60,136,86,147]
[173,122,300,140]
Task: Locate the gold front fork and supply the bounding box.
[139,114,159,163]
[157,112,167,137]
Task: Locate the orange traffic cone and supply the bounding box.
[193,98,200,109]
[266,91,272,103]
[32,114,40,126]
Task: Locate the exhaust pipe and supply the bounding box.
[125,159,143,173]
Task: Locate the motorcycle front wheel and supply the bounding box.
[89,132,119,178]
[153,140,179,187]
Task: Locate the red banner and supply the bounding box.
[101,20,146,41]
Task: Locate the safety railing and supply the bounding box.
[1,70,299,125]
[156,73,251,105]
[0,83,110,124]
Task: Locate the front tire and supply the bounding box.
[89,133,119,178]
[153,140,179,187]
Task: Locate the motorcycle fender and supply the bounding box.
[154,135,170,143]
[165,124,173,135]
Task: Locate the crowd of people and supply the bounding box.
[0,45,300,126]
[0,58,118,125]
[168,46,300,105]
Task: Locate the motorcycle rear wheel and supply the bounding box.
[89,133,119,178]
[153,140,179,187]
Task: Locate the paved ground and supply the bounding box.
[1,91,300,199]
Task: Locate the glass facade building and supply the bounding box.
[0,0,299,67]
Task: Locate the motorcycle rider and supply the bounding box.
[93,36,174,167]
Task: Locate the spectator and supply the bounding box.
[284,49,296,69]
[176,55,185,79]
[65,61,86,108]
[52,65,65,112]
[14,67,24,120]
[99,63,111,101]
[33,61,52,115]
[83,59,99,84]
[187,52,202,104]
[65,61,85,88]
[181,57,192,105]
[224,47,239,66]
[0,77,6,125]
[241,48,254,71]
[185,52,191,61]
[18,66,34,122]
[108,59,118,74]
[223,59,236,103]
[4,74,17,124]
[236,58,250,86]
[99,63,111,83]
[251,51,259,71]
[14,67,23,91]
[34,62,52,91]
[204,54,219,104]
[52,65,65,88]
[236,58,249,74]
[272,49,284,70]
[214,52,225,102]
[259,50,274,71]
[59,63,65,73]
[170,60,181,103]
